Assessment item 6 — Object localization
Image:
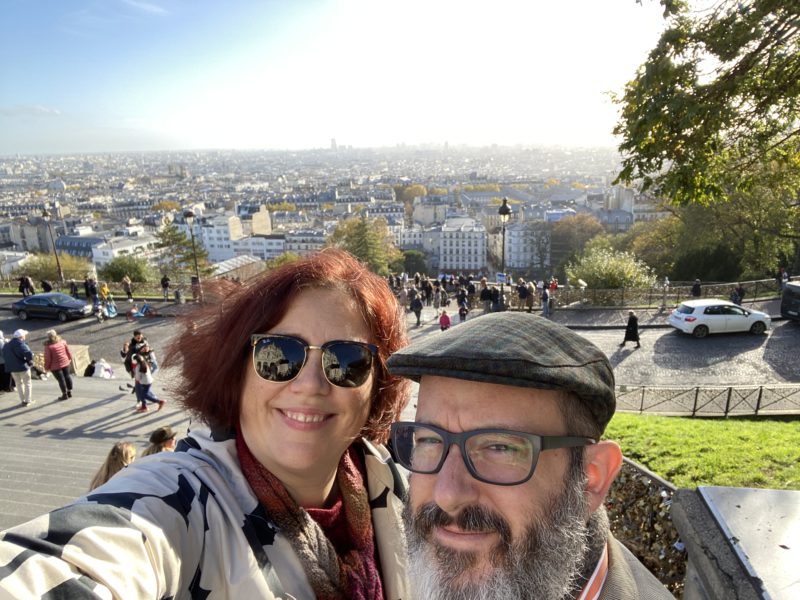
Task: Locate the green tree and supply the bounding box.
[399,250,427,276]
[155,223,213,280]
[12,253,92,286]
[326,215,402,276]
[266,252,301,270]
[566,249,656,289]
[614,0,800,204]
[98,255,154,283]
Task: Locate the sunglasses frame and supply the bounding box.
[390,421,596,486]
[250,333,378,388]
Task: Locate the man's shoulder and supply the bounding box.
[603,536,674,600]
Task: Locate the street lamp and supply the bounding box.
[498,197,512,311]
[41,208,64,284]
[183,210,202,302]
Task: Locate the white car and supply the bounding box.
[667,299,771,338]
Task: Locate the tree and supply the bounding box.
[326,215,402,276]
[12,253,92,285]
[566,249,656,289]
[550,214,605,275]
[398,250,427,276]
[152,200,180,212]
[266,252,301,270]
[155,223,213,280]
[614,0,800,205]
[98,255,154,283]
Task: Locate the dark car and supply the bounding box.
[781,281,800,322]
[11,292,92,322]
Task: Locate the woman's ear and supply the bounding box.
[583,440,623,513]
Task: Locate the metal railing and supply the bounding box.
[616,384,800,417]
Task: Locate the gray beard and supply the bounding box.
[403,453,609,600]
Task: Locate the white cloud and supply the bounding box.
[0,105,62,117]
[120,0,168,15]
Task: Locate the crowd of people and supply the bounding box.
[0,249,675,598]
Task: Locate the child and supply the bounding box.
[439,309,451,331]
[133,353,165,413]
[89,441,136,491]
[458,301,469,323]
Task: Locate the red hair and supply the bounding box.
[165,249,410,443]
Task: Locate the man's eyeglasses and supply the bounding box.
[390,422,595,486]
[251,334,377,388]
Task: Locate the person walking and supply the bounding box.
[132,353,165,413]
[691,278,702,297]
[410,294,424,327]
[121,275,133,301]
[44,330,74,400]
[541,285,550,318]
[2,329,34,406]
[620,311,641,349]
[160,274,171,301]
[0,331,11,392]
[68,279,80,299]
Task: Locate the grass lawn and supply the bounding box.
[604,413,800,490]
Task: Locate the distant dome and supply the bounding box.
[47,179,66,192]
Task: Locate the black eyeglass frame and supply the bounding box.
[250,334,378,388]
[390,421,596,486]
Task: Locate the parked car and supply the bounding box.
[780,281,800,322]
[11,292,92,322]
[667,299,771,338]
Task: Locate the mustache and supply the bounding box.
[411,502,513,545]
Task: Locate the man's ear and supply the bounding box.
[583,440,623,513]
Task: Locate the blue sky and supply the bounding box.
[1,0,667,155]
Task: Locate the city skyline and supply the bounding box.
[2,0,667,156]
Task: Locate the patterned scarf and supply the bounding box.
[236,429,383,600]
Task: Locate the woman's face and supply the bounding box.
[239,287,375,494]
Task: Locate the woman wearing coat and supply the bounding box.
[44,329,73,400]
[0,249,412,599]
[620,311,641,348]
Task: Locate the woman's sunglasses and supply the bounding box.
[251,334,377,388]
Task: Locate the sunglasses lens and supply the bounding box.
[322,342,374,388]
[253,336,306,382]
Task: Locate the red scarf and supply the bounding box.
[236,428,384,600]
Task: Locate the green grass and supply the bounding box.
[604,413,800,490]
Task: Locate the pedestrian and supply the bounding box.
[734,283,746,305]
[132,353,164,413]
[458,301,468,323]
[541,285,550,318]
[439,309,451,331]
[620,311,641,349]
[516,278,528,310]
[87,278,98,302]
[387,312,674,600]
[43,329,74,400]
[160,274,171,301]
[776,267,785,291]
[68,279,79,299]
[0,248,411,598]
[88,441,136,491]
[141,426,178,457]
[479,277,492,313]
[121,275,133,301]
[83,275,90,299]
[41,279,53,293]
[1,329,34,406]
[525,281,535,313]
[410,294,424,327]
[0,331,11,392]
[691,278,702,297]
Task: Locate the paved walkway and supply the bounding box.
[0,297,786,530]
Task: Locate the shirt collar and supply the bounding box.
[576,542,609,600]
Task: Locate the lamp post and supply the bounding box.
[41,208,64,284]
[498,197,512,311]
[183,210,202,302]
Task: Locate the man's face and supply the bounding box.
[405,376,591,599]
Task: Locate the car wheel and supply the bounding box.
[692,325,709,339]
[57,311,68,322]
[750,321,766,335]
[18,310,28,321]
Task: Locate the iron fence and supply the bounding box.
[616,384,800,417]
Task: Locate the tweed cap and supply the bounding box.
[388,312,616,431]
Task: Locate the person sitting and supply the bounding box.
[141,426,178,457]
[0,249,411,598]
[88,441,136,491]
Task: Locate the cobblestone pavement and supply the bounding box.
[0,295,796,530]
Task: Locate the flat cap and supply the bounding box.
[388,312,616,431]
